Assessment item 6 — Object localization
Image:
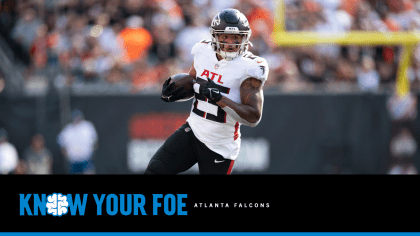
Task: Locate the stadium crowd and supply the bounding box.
[2,0,420,93]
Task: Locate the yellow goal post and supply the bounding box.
[272,0,420,97]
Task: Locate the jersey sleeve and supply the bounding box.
[240,57,269,86]
[191,39,212,56]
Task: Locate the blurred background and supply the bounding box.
[1,0,419,174]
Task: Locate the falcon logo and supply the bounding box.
[243,19,249,27]
[260,66,265,75]
[211,14,221,26]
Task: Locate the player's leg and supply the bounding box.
[144,123,197,174]
[192,136,235,175]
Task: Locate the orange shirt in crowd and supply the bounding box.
[382,18,400,64]
[304,0,321,12]
[117,27,153,63]
[247,7,274,37]
[341,0,361,17]
[247,6,275,48]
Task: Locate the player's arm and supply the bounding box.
[219,77,263,126]
[201,77,263,127]
[189,61,197,78]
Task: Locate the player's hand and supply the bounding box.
[161,77,187,102]
[202,78,223,102]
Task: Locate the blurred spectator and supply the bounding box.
[11,8,42,52]
[342,0,362,18]
[57,109,98,174]
[335,56,357,82]
[390,128,417,158]
[12,159,28,175]
[117,15,153,64]
[387,89,418,175]
[81,37,114,82]
[387,92,418,121]
[174,11,209,70]
[155,0,185,31]
[6,0,420,93]
[131,57,168,93]
[29,24,49,70]
[388,163,418,174]
[285,1,300,31]
[377,60,396,84]
[23,134,53,174]
[262,47,302,89]
[356,56,380,91]
[106,64,129,85]
[91,13,123,57]
[409,44,420,89]
[149,13,177,65]
[236,0,275,55]
[387,0,420,31]
[0,128,19,174]
[298,54,326,83]
[355,1,387,32]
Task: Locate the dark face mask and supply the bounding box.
[219,41,240,51]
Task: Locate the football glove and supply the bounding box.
[202,78,223,102]
[160,77,188,102]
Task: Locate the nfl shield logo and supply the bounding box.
[215,64,219,69]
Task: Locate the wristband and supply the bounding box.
[193,83,201,94]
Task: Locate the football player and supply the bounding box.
[145,8,269,175]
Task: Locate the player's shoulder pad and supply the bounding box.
[191,39,212,56]
[243,53,269,84]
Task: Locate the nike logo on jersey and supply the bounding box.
[214,159,225,163]
[257,60,263,63]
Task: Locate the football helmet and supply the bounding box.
[210,9,252,61]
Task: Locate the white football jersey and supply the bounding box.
[186,39,269,160]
